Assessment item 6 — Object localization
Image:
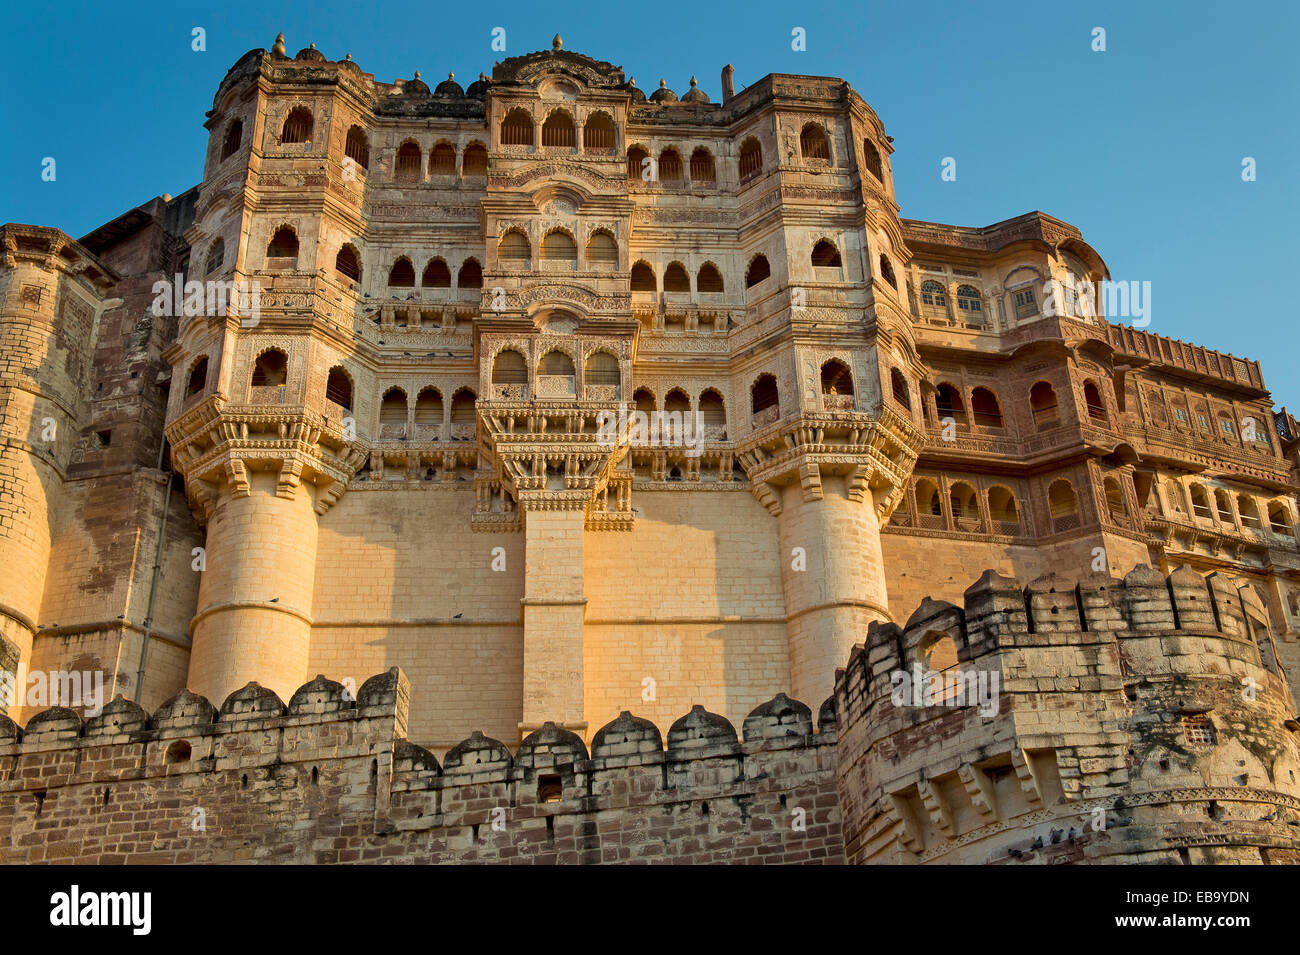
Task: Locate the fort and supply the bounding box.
[1,34,1298,862]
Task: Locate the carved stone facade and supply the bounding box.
[1,37,1298,779]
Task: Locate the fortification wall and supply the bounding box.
[835,565,1300,864]
[0,669,841,864]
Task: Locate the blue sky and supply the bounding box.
[3,0,1297,408]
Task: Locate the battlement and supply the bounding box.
[834,565,1300,865]
[0,671,841,864]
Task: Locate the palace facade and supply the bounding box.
[2,35,1298,754]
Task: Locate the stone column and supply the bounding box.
[187,464,319,706]
[776,474,891,705]
[519,505,587,738]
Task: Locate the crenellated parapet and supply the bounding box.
[0,668,841,864]
[835,565,1300,864]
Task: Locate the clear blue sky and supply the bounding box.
[3,1,1296,408]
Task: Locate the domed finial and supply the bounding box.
[690,76,698,88]
[448,71,454,80]
[272,32,286,56]
[553,34,562,50]
[345,53,352,61]
[414,70,421,79]
[659,78,666,88]
[480,72,488,81]
[628,75,635,86]
[309,42,316,50]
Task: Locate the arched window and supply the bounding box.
[664,262,690,292]
[1084,381,1107,422]
[462,142,488,175]
[800,123,830,161]
[633,387,656,415]
[539,350,576,377]
[950,482,979,525]
[811,240,842,268]
[501,108,534,146]
[878,254,897,289]
[739,137,763,182]
[450,389,477,432]
[751,374,779,416]
[492,350,527,386]
[266,227,298,267]
[745,255,771,289]
[429,142,456,175]
[335,244,360,282]
[281,107,313,144]
[630,261,656,292]
[388,257,415,287]
[690,147,716,183]
[395,142,422,182]
[821,359,854,395]
[221,119,243,160]
[204,239,225,277]
[956,285,983,316]
[421,258,451,288]
[380,388,407,436]
[697,262,724,293]
[251,349,288,387]
[627,145,649,181]
[862,139,883,181]
[890,368,911,411]
[325,366,352,412]
[583,113,615,153]
[659,148,683,181]
[988,486,1019,527]
[585,351,620,397]
[1189,484,1212,519]
[185,358,208,399]
[1048,479,1079,529]
[699,390,726,433]
[1104,478,1127,521]
[935,383,965,423]
[916,478,942,524]
[457,258,483,288]
[920,280,947,310]
[415,387,443,432]
[971,387,1002,428]
[164,740,191,764]
[1214,488,1234,523]
[541,110,575,148]
[1030,381,1059,429]
[1268,500,1294,535]
[664,388,690,416]
[1238,495,1262,529]
[541,230,578,269]
[498,230,530,267]
[345,125,369,169]
[586,231,618,270]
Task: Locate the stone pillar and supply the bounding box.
[519,506,586,738]
[776,474,891,706]
[188,467,319,706]
[0,252,85,721]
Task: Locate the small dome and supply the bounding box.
[295,42,326,63]
[403,70,430,96]
[625,76,646,103]
[681,76,709,104]
[466,72,491,97]
[649,78,677,103]
[434,71,464,97]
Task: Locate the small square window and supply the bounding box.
[1182,715,1216,746]
[538,774,562,803]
